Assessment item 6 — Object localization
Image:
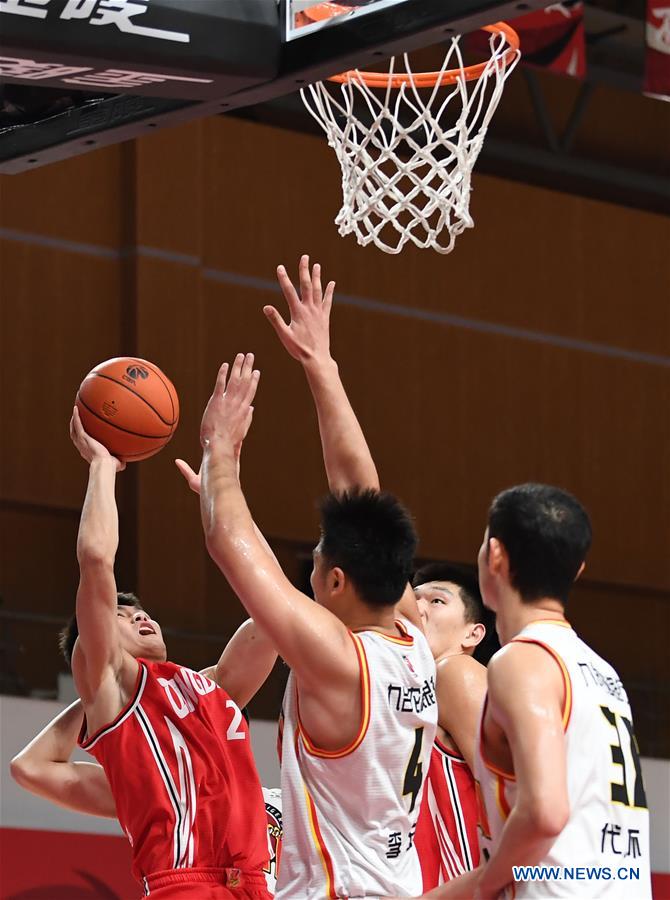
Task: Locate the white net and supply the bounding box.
[300,28,520,254]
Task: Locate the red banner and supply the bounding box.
[469,2,586,78]
[645,0,670,98]
[0,827,137,900]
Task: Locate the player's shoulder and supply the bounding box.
[488,640,565,697]
[436,653,486,687]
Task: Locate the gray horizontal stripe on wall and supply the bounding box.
[0,226,120,260]
[202,268,670,369]
[2,227,668,368]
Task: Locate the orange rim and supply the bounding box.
[300,4,519,87]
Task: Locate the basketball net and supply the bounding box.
[301,25,520,254]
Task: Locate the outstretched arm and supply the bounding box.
[199,354,358,695]
[265,255,379,494]
[10,701,116,818]
[70,408,128,702]
[267,257,422,628]
[174,459,279,706]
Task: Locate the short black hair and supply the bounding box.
[318,489,417,608]
[58,592,142,666]
[488,483,592,605]
[412,562,484,625]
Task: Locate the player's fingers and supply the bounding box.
[298,253,312,301]
[243,369,261,407]
[312,262,323,305]
[241,352,255,381]
[175,458,198,490]
[276,265,301,315]
[72,405,86,441]
[230,353,245,384]
[214,362,229,395]
[323,280,335,315]
[263,306,292,342]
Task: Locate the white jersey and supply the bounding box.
[276,620,437,899]
[262,787,282,896]
[475,620,651,899]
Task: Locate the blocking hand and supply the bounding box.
[264,254,335,364]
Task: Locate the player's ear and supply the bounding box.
[575,561,586,581]
[463,622,486,650]
[487,537,507,576]
[329,566,346,595]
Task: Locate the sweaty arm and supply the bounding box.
[199,355,361,749]
[268,258,423,629]
[424,643,570,899]
[213,618,277,710]
[10,700,116,818]
[73,455,127,703]
[267,256,380,494]
[201,435,358,695]
[435,655,487,773]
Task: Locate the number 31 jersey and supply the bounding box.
[277,620,437,899]
[475,620,651,898]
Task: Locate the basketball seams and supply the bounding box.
[76,393,170,441]
[133,358,178,427]
[92,372,176,429]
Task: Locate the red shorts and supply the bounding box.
[142,867,271,899]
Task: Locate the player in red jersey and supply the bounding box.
[411,562,488,890]
[264,256,488,892]
[11,665,284,896]
[63,402,273,899]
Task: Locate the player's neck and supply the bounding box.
[346,602,398,635]
[496,598,567,645]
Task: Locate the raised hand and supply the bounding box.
[264,254,335,364]
[69,406,125,472]
[200,353,260,451]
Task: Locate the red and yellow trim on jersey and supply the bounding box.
[479,695,516,782]
[303,783,338,900]
[495,774,512,821]
[297,631,371,759]
[530,618,572,629]
[511,637,573,731]
[374,619,415,646]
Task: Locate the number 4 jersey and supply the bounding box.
[79,658,270,890]
[277,620,437,899]
[475,620,651,898]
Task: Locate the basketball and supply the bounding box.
[75,357,179,463]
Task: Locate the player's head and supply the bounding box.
[59,592,167,666]
[311,489,417,616]
[412,562,486,659]
[478,483,592,611]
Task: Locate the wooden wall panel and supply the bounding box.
[0,243,122,508]
[199,117,670,357]
[0,146,125,247]
[135,122,204,256]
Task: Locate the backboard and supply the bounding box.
[285,0,412,41]
[0,0,546,172]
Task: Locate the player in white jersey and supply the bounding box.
[422,483,651,899]
[198,341,437,899]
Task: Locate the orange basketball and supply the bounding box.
[75,357,179,463]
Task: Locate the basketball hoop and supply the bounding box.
[300,7,520,254]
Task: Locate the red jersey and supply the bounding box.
[79,659,269,888]
[414,737,480,890]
